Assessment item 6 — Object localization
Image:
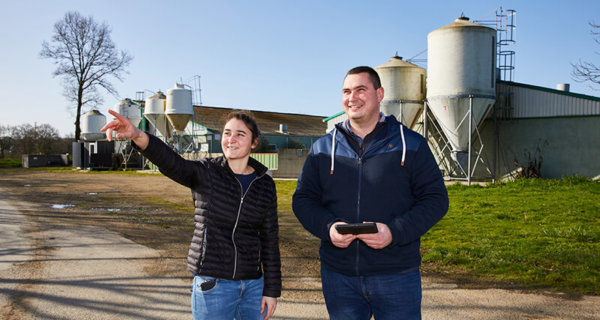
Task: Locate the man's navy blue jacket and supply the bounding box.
[293,115,449,276]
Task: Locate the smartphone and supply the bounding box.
[335,222,378,235]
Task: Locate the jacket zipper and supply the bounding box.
[231,172,261,279]
[356,156,363,276]
[353,137,387,276]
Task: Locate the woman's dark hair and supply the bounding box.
[223,110,261,143]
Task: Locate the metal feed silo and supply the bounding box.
[427,17,496,169]
[80,110,107,141]
[165,83,193,134]
[144,91,171,138]
[375,56,426,129]
[113,98,142,128]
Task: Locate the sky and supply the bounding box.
[1,0,599,137]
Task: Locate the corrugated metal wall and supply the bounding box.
[498,82,600,119]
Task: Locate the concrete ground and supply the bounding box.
[1,189,599,320]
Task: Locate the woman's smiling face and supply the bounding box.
[221,118,258,161]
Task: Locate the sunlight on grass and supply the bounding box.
[422,177,600,294]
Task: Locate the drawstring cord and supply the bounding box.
[329,123,406,175]
[330,128,337,175]
[330,123,406,174]
[400,124,406,166]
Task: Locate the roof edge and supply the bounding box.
[323,110,345,122]
[498,80,600,102]
[192,105,328,118]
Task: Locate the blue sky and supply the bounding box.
[2,0,599,137]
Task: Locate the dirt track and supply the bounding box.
[0,169,599,319]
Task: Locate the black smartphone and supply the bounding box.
[335,222,378,235]
[200,279,216,291]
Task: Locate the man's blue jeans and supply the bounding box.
[191,275,267,320]
[321,267,422,320]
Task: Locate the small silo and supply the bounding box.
[375,56,426,129]
[113,98,142,128]
[165,83,193,134]
[80,109,107,141]
[144,91,171,138]
[427,16,496,168]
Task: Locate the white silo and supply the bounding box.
[144,91,171,138]
[80,110,107,141]
[427,16,496,169]
[165,83,193,134]
[375,56,426,129]
[113,98,142,128]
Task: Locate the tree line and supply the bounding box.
[0,123,73,159]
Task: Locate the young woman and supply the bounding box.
[102,109,281,320]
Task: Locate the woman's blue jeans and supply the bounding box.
[321,267,422,320]
[191,275,266,320]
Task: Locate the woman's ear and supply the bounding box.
[251,138,259,150]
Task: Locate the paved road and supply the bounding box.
[0,196,191,319]
[1,193,599,320]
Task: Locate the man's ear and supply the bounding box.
[377,86,385,103]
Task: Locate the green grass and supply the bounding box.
[0,158,22,168]
[275,177,600,295]
[29,166,161,175]
[421,177,600,295]
[275,180,296,215]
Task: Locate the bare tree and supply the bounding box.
[0,125,14,158]
[40,11,133,139]
[572,22,600,89]
[10,123,62,155]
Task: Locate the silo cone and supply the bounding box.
[375,56,426,129]
[427,17,496,170]
[165,84,193,134]
[144,91,172,139]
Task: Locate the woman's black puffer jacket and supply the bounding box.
[136,134,281,297]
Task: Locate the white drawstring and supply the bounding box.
[331,123,406,173]
[400,124,406,166]
[330,128,337,174]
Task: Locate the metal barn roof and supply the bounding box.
[191,105,327,136]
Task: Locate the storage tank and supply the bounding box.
[143,91,171,138]
[80,109,107,141]
[427,16,496,167]
[113,98,142,128]
[375,56,426,129]
[165,83,193,134]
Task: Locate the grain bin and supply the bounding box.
[113,98,142,128]
[375,56,426,129]
[165,83,193,134]
[144,91,171,138]
[427,17,496,168]
[80,109,107,141]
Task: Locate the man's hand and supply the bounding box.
[329,222,357,248]
[261,296,277,319]
[356,222,392,249]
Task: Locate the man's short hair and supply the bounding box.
[346,66,381,89]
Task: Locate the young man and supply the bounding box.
[293,66,448,320]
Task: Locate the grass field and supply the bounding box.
[0,158,21,168]
[276,177,600,295]
[423,177,600,295]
